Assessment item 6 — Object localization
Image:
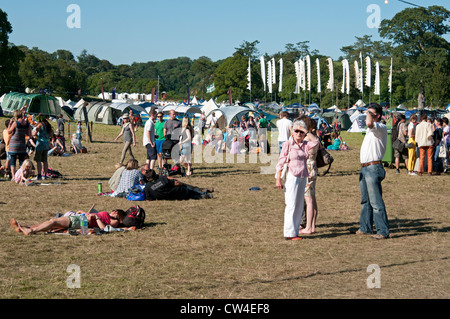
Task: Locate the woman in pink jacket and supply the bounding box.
[276,120,319,240]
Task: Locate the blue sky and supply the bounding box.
[2,0,449,65]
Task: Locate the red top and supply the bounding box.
[88,211,111,228]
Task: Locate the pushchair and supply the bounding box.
[160,139,186,177]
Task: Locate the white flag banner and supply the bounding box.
[306,55,311,91]
[260,56,266,92]
[374,61,380,96]
[365,56,371,88]
[341,59,350,95]
[354,61,363,92]
[247,58,251,91]
[316,58,321,93]
[271,58,276,84]
[326,58,334,91]
[294,60,300,94]
[267,61,273,94]
[388,57,393,93]
[279,58,283,93]
[300,58,306,91]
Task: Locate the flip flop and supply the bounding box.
[285,236,302,241]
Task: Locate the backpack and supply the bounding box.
[316,143,334,176]
[122,205,146,228]
[391,121,399,144]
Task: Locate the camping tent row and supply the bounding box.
[73,101,149,125]
[1,92,66,118]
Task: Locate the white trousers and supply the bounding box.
[284,172,307,237]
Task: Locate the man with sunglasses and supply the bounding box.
[357,104,390,240]
[154,112,165,171]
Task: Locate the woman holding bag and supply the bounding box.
[276,120,318,241]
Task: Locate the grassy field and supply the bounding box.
[0,118,449,300]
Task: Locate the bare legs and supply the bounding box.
[300,195,318,234]
[10,217,71,235]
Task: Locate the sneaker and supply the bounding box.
[408,171,417,176]
[371,234,389,240]
[395,169,400,174]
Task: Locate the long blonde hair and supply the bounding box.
[21,159,34,171]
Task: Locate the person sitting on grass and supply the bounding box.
[10,209,127,235]
[327,132,343,150]
[70,134,87,154]
[13,159,35,185]
[110,159,143,197]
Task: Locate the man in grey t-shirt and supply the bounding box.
[163,110,181,141]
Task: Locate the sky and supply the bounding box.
[1,0,449,65]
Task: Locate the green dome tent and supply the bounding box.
[1,92,63,117]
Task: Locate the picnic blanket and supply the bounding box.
[44,225,137,236]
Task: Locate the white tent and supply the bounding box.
[72,99,86,110]
[327,105,341,113]
[205,106,260,128]
[109,102,146,115]
[348,114,367,132]
[350,110,362,123]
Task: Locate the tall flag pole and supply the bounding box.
[388,57,393,107]
[316,58,321,106]
[374,61,381,104]
[267,61,273,95]
[341,59,350,107]
[278,58,283,93]
[365,56,372,104]
[247,58,252,102]
[260,56,266,102]
[360,52,364,100]
[326,58,334,107]
[294,60,300,94]
[326,58,334,91]
[306,55,311,104]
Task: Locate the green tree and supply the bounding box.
[379,5,450,106]
[0,9,24,94]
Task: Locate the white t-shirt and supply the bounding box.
[143,119,155,146]
[276,118,293,142]
[360,122,387,164]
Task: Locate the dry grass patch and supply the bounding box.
[1,119,449,299]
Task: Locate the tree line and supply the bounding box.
[0,5,449,108]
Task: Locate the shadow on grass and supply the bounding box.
[64,177,111,181]
[143,221,166,228]
[189,166,259,177]
[313,218,447,239]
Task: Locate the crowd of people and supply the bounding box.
[392,113,449,175]
[0,106,88,184]
[3,102,449,240]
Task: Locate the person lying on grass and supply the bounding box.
[143,168,214,201]
[10,209,126,235]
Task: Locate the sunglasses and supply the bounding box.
[294,130,306,135]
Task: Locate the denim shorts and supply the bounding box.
[155,140,164,154]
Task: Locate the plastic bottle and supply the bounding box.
[80,213,89,236]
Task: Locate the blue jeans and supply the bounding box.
[359,164,389,237]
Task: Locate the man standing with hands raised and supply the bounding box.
[357,104,390,240]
